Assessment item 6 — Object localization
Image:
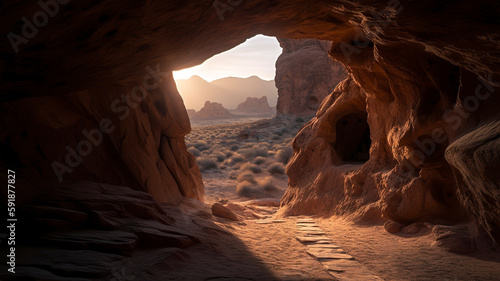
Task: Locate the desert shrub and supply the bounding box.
[239,145,269,160]
[229,170,239,179]
[211,151,226,162]
[253,156,267,165]
[238,148,255,159]
[229,153,245,164]
[295,117,304,123]
[258,177,279,193]
[187,147,201,157]
[197,157,218,171]
[237,177,279,199]
[211,144,223,150]
[236,181,259,198]
[236,171,257,184]
[267,162,285,175]
[276,146,293,164]
[243,143,254,148]
[240,162,262,174]
[192,140,210,152]
[230,144,239,151]
[253,145,269,158]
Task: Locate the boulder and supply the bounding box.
[212,203,239,221]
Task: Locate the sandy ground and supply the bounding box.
[170,117,500,281]
[319,218,500,281]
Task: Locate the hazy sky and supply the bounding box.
[173,35,282,82]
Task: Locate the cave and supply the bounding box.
[334,112,371,163]
[1,0,500,280]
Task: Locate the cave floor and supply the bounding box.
[154,200,500,281]
[161,206,500,281]
[166,117,500,281]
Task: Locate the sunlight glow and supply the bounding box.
[173,35,282,82]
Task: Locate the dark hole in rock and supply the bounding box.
[334,112,371,163]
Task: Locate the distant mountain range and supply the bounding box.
[175,75,278,111]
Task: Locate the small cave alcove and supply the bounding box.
[334,112,371,163]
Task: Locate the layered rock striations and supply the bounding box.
[275,39,347,115]
[0,74,204,204]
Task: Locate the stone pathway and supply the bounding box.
[295,218,383,280]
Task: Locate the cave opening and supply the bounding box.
[2,1,500,280]
[334,112,371,163]
[173,35,281,113]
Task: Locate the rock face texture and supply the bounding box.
[0,74,204,204]
[235,96,274,114]
[191,101,234,120]
[1,0,500,267]
[277,5,500,245]
[275,39,347,115]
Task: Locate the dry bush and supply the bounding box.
[236,181,259,198]
[239,145,269,159]
[258,176,279,193]
[253,145,269,157]
[192,140,210,152]
[229,170,239,179]
[236,177,279,199]
[211,151,226,162]
[253,156,268,165]
[238,148,255,159]
[229,153,245,165]
[240,162,262,174]
[187,147,201,157]
[267,162,285,175]
[276,146,293,164]
[236,171,257,184]
[197,157,218,172]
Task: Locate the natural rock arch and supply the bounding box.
[1,0,500,242]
